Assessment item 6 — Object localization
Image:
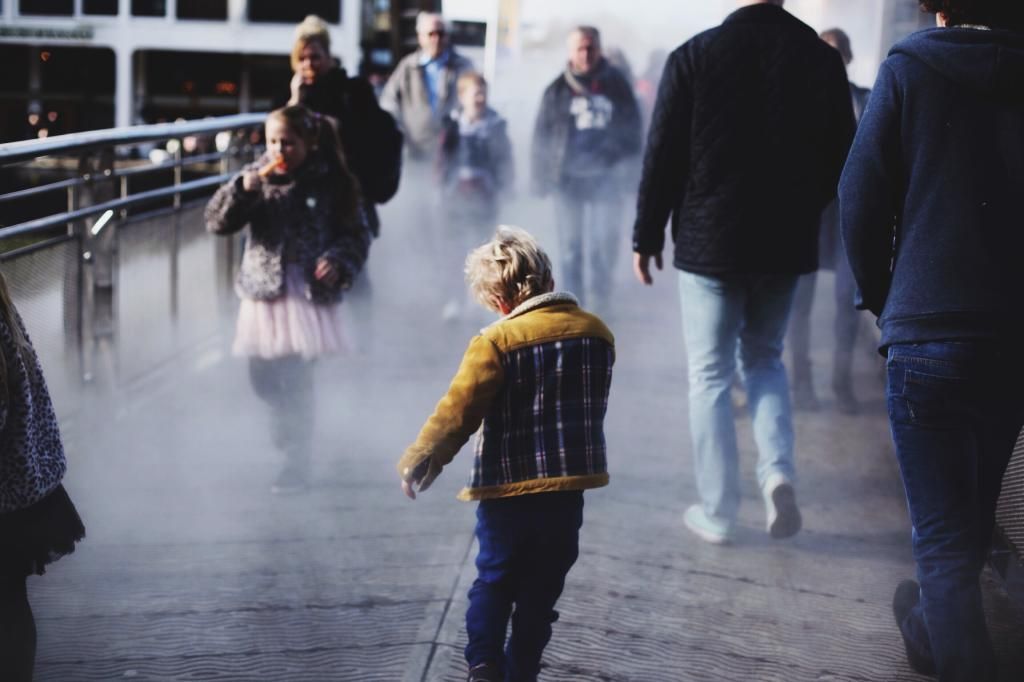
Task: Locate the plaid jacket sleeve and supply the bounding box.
[397,334,505,491]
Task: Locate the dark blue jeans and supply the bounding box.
[465,491,584,681]
[887,341,1024,682]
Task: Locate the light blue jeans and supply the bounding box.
[678,271,799,528]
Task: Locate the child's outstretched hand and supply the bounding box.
[315,258,340,287]
[401,458,431,501]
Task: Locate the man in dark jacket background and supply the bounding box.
[840,2,1024,679]
[532,26,641,312]
[786,27,872,414]
[632,0,854,545]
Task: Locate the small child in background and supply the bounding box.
[397,227,614,682]
[437,72,514,322]
[206,104,369,494]
[0,271,85,681]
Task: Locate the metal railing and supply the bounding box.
[0,114,266,417]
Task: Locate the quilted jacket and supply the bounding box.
[632,4,856,276]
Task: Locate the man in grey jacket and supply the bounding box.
[380,12,474,161]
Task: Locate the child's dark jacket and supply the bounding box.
[205,153,370,305]
[397,293,614,501]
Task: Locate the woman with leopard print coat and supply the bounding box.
[0,271,85,681]
[206,105,369,495]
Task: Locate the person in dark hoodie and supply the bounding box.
[839,2,1024,680]
[531,26,642,312]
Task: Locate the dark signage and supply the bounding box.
[0,26,95,40]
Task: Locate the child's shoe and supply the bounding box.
[467,662,501,682]
[683,504,732,545]
[762,472,801,539]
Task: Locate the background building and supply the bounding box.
[0,0,445,142]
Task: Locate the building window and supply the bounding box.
[248,0,340,24]
[131,0,164,16]
[178,0,226,20]
[19,0,74,15]
[83,0,119,15]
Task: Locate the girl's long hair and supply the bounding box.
[267,104,361,219]
[0,271,33,401]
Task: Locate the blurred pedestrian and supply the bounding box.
[531,26,642,313]
[437,72,514,322]
[380,11,474,162]
[0,271,85,682]
[632,0,855,545]
[289,14,403,235]
[288,14,403,350]
[398,226,614,682]
[205,105,370,494]
[787,27,872,414]
[840,2,1024,679]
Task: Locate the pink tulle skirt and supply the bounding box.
[232,267,348,360]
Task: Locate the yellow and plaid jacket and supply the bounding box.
[397,292,614,501]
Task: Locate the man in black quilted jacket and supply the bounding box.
[631,0,855,545]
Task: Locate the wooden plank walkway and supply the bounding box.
[30,200,1024,681]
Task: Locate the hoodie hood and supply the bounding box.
[891,27,1024,103]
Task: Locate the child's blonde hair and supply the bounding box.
[456,71,487,98]
[465,226,554,312]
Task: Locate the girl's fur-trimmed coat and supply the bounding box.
[205,152,370,305]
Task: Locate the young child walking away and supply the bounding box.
[0,271,85,681]
[206,104,369,494]
[397,227,614,682]
[437,72,514,322]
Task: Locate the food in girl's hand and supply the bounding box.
[258,156,286,177]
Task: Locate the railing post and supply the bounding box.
[173,139,183,210]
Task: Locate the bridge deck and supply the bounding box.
[30,204,1024,681]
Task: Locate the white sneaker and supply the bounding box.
[763,473,802,539]
[683,504,733,545]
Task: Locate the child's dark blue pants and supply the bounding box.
[464,490,584,681]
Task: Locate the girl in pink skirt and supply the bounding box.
[206,105,370,493]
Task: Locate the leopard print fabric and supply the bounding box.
[205,153,371,305]
[0,308,66,513]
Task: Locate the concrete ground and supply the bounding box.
[29,197,1024,681]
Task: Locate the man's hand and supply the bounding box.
[633,252,663,286]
